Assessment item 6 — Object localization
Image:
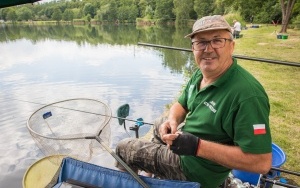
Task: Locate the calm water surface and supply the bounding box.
[0,24,193,187]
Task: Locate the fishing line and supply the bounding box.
[4,97,154,126]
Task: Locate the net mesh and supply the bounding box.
[27,98,112,162]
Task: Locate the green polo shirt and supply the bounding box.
[178,58,272,188]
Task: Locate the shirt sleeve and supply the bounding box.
[230,96,272,154]
[178,86,188,108]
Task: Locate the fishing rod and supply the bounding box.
[259,166,300,188]
[6,97,154,126]
[137,42,300,68]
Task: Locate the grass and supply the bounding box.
[234,24,300,185]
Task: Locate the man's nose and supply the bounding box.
[204,42,214,52]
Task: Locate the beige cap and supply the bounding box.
[185,15,232,38]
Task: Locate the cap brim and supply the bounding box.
[184,27,232,38]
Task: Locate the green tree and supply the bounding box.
[128,5,139,21]
[214,0,228,15]
[7,9,18,22]
[292,1,300,16]
[138,0,155,18]
[253,1,281,24]
[44,7,55,19]
[0,8,9,21]
[194,0,215,18]
[97,1,118,22]
[86,14,91,22]
[238,0,266,23]
[117,6,129,21]
[83,3,96,18]
[62,9,74,21]
[144,5,154,19]
[138,0,148,18]
[2,0,296,24]
[95,4,109,21]
[107,1,118,21]
[154,0,174,20]
[72,8,82,19]
[118,0,139,21]
[52,8,62,22]
[37,9,46,20]
[16,7,33,21]
[173,0,193,24]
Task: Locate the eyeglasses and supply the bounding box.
[191,38,232,51]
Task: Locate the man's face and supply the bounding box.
[192,30,235,75]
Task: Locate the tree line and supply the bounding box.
[1,0,299,29]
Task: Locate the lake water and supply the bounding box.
[0,24,193,187]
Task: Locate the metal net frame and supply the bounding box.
[27,98,112,163]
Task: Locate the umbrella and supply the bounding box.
[0,0,41,8]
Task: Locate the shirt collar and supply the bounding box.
[211,58,237,87]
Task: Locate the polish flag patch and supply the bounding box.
[253,124,266,135]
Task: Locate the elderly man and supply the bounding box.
[116,15,272,188]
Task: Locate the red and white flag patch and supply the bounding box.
[253,124,266,135]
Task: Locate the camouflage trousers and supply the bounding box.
[115,117,187,181]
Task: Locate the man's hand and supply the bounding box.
[170,132,200,155]
[159,120,178,143]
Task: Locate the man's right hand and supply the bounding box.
[159,120,178,143]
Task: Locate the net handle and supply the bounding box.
[94,136,149,188]
[26,98,112,140]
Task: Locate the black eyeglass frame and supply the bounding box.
[191,38,232,51]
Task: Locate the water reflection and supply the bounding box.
[1,24,195,71]
[0,24,195,187]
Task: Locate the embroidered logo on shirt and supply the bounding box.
[204,101,217,113]
[253,124,266,135]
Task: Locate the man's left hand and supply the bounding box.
[170,132,200,155]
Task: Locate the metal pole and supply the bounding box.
[260,177,299,188]
[271,167,300,176]
[137,42,300,68]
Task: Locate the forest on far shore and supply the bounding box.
[1,0,300,30]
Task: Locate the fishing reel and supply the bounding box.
[129,118,144,138]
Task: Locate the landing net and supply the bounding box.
[27,98,112,163]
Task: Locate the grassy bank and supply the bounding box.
[234,25,300,184]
